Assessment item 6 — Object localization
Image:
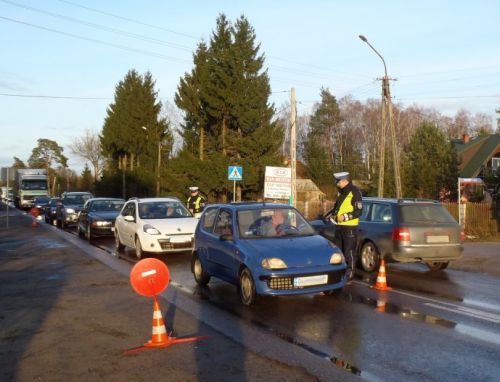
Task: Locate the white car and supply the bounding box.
[114,197,198,259]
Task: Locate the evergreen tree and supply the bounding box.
[403,122,459,198]
[174,14,282,200]
[80,163,94,192]
[100,70,171,197]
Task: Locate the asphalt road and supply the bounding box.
[2,206,500,381]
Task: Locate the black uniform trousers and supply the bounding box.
[334,225,359,280]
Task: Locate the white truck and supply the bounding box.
[14,169,49,209]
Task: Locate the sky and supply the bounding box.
[1,0,499,173]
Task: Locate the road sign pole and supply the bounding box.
[233,180,236,203]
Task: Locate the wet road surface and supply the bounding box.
[47,221,500,381]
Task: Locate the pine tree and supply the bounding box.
[403,122,459,198]
[100,70,171,196]
[174,14,282,200]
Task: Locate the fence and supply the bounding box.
[443,202,499,238]
[297,200,499,238]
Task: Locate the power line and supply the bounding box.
[57,0,199,40]
[0,16,191,64]
[1,0,195,52]
[0,93,110,100]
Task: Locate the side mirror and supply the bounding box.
[124,215,135,222]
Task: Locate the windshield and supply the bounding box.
[400,204,457,224]
[63,194,92,205]
[139,201,192,219]
[90,200,125,212]
[21,180,48,190]
[237,207,315,238]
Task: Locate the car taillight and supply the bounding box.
[392,227,410,241]
[460,230,465,242]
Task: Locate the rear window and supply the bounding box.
[400,205,456,224]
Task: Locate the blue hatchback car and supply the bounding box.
[192,202,347,306]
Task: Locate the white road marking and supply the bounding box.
[424,303,500,324]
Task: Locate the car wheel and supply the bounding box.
[115,231,125,255]
[193,255,211,286]
[135,236,145,260]
[239,268,257,306]
[85,226,92,243]
[425,261,449,271]
[360,241,380,273]
[77,224,83,238]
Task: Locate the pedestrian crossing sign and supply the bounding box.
[228,166,243,181]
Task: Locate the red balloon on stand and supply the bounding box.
[130,258,170,297]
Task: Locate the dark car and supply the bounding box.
[192,202,347,306]
[56,192,94,229]
[77,198,125,242]
[311,198,464,273]
[44,197,60,225]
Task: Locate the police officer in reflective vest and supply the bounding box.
[187,186,206,218]
[325,172,363,281]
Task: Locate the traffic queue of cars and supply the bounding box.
[31,192,463,306]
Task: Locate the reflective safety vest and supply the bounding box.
[187,195,205,214]
[337,191,359,226]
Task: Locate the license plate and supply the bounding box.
[426,235,449,243]
[294,274,328,287]
[170,236,191,243]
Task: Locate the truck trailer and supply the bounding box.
[14,169,49,209]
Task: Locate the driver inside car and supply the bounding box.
[259,209,288,237]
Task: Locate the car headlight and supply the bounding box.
[65,208,75,214]
[330,253,345,265]
[143,224,161,235]
[261,258,288,270]
[91,221,112,227]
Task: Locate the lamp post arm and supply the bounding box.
[359,35,388,78]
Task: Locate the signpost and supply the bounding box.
[264,166,291,200]
[228,166,243,202]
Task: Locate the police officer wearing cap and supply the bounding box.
[187,186,206,218]
[325,172,363,281]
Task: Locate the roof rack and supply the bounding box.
[397,198,439,204]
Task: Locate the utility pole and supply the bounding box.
[359,35,402,198]
[290,87,297,206]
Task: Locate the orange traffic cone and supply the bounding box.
[144,297,172,348]
[371,259,392,291]
[376,297,387,312]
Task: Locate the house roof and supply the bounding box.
[453,134,500,177]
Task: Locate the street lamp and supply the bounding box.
[142,126,161,197]
[359,34,402,198]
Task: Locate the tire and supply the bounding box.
[135,236,145,260]
[85,225,92,243]
[360,241,380,273]
[77,224,83,238]
[115,230,125,254]
[239,268,257,306]
[425,261,449,271]
[193,255,211,286]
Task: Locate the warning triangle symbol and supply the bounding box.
[230,167,241,179]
